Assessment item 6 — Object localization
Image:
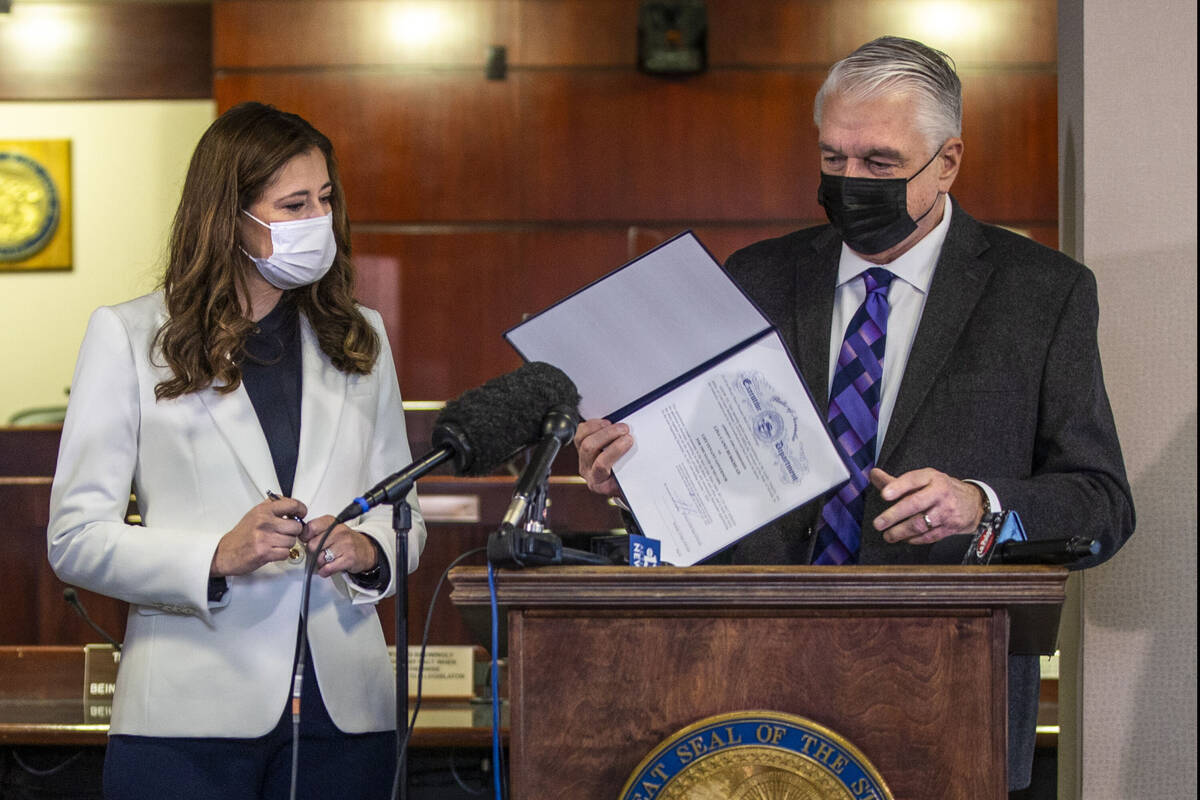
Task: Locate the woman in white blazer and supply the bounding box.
[47,103,425,800]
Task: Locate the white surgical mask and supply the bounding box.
[241,210,337,289]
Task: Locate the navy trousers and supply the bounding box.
[103,645,396,800]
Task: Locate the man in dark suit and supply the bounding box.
[574,36,1134,793]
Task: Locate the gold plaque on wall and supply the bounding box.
[0,139,72,270]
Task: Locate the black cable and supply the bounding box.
[287,519,337,800]
[407,547,487,740]
[10,748,84,777]
[287,534,490,800]
[390,546,488,800]
[448,749,487,795]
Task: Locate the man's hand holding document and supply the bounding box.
[506,232,849,565]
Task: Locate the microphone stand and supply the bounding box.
[525,483,548,534]
[519,476,609,565]
[392,499,411,800]
[334,444,468,800]
[487,478,610,568]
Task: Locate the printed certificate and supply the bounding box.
[506,231,848,564]
[613,332,846,564]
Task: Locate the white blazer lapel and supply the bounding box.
[197,382,280,496]
[291,314,349,506]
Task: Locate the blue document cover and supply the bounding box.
[505,231,850,566]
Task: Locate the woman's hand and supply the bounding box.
[211,496,307,577]
[300,516,380,578]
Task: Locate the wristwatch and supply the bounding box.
[349,538,386,588]
[974,483,992,522]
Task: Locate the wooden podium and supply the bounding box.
[449,565,1067,800]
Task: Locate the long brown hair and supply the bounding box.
[153,102,379,400]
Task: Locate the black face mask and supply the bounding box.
[817,149,941,255]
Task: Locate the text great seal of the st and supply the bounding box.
[619,711,894,800]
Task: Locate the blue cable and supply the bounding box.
[487,563,502,800]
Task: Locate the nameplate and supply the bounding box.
[410,705,479,728]
[418,494,481,523]
[389,645,476,699]
[83,643,120,703]
[84,701,113,724]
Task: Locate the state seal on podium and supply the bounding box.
[619,711,894,800]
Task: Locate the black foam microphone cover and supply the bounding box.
[432,361,580,476]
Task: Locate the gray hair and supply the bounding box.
[814,36,962,155]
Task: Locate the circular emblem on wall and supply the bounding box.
[0,151,61,262]
[620,711,894,800]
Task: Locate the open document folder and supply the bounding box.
[504,231,850,565]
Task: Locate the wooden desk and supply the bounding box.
[0,646,507,748]
[0,471,623,648]
[0,700,507,749]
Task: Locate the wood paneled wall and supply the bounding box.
[0,1,1061,651]
[0,2,211,100]
[213,0,1059,402]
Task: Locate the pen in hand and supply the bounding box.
[266,490,306,563]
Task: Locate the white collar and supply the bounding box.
[835,195,954,293]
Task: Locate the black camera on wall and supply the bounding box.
[638,0,707,76]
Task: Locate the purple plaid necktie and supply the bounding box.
[812,267,896,565]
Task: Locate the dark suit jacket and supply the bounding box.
[717,201,1135,789]
[721,200,1134,567]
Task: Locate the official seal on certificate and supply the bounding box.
[731,370,809,485]
[619,711,894,800]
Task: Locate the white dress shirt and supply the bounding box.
[827,196,1001,513]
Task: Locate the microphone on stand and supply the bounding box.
[334,361,581,524]
[63,587,122,651]
[997,536,1100,564]
[961,509,1099,565]
[499,405,578,533]
[325,361,579,800]
[487,404,610,568]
